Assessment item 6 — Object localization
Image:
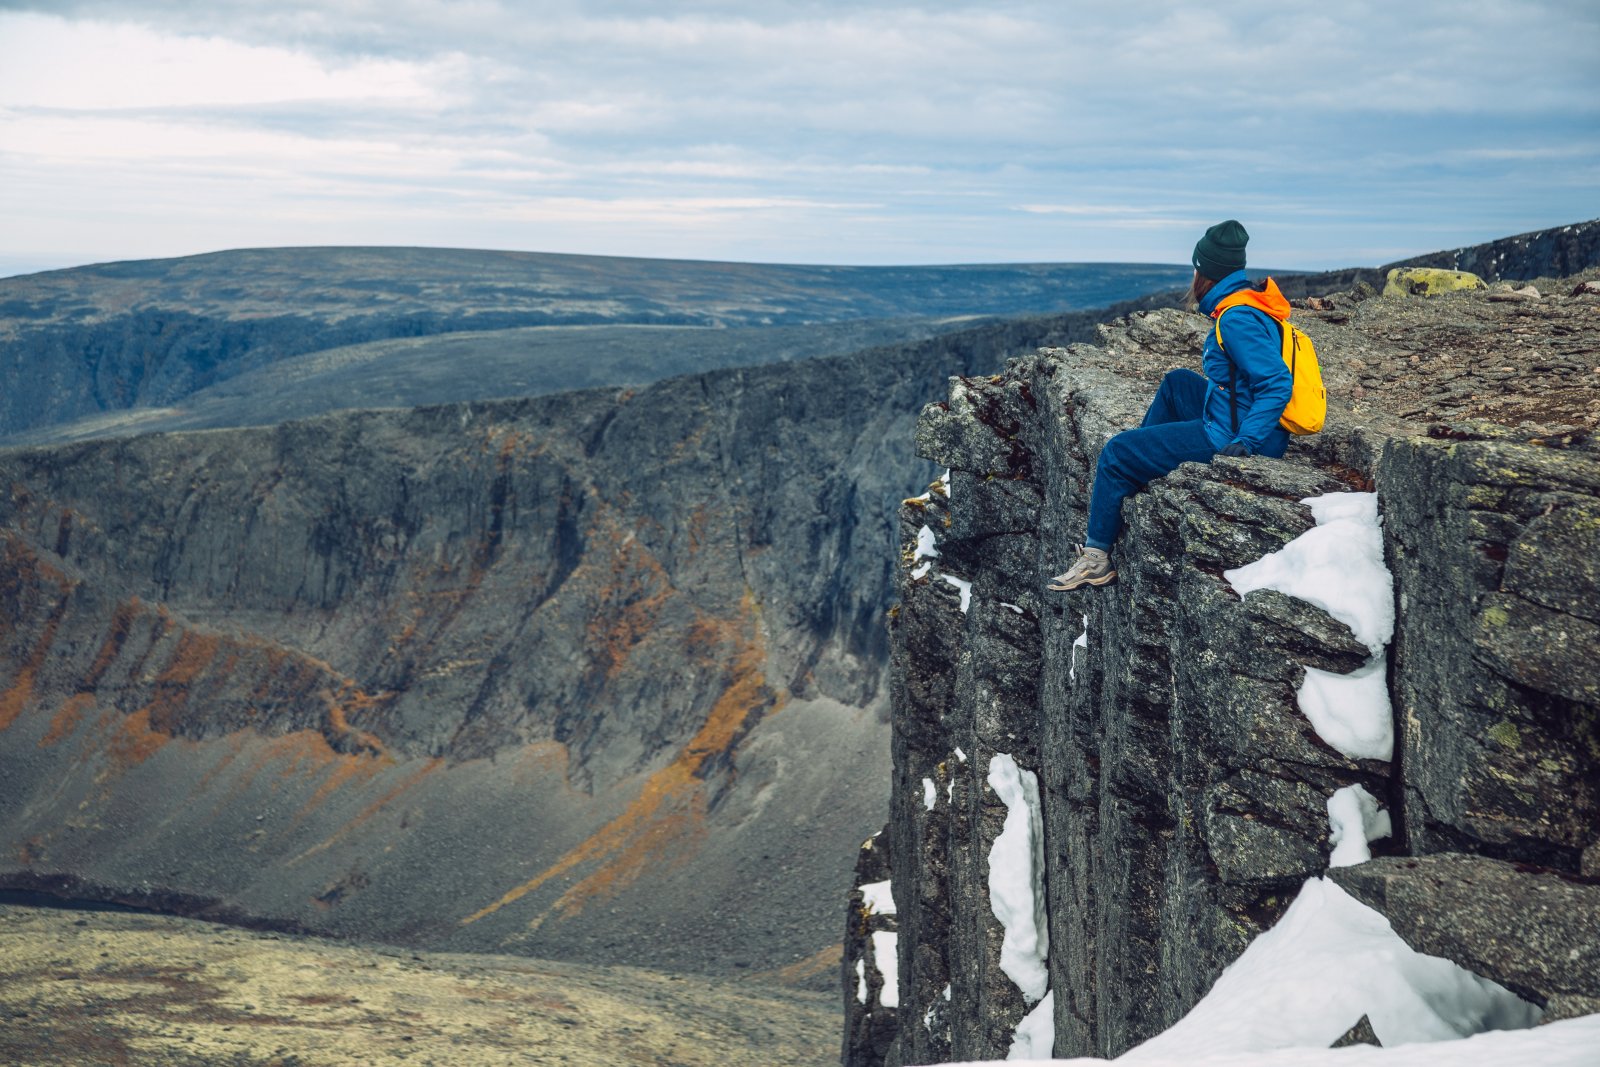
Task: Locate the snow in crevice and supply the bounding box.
[1008,990,1055,1060]
[1118,876,1540,1063]
[1326,784,1392,868]
[855,957,866,1005]
[871,930,899,1008]
[1224,492,1394,655]
[1069,613,1088,682]
[1298,656,1393,761]
[922,776,937,811]
[859,879,896,916]
[1067,773,1534,1063]
[912,523,940,580]
[954,746,968,763]
[1225,492,1397,761]
[986,753,1049,1004]
[942,573,973,613]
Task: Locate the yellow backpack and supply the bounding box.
[1213,288,1326,436]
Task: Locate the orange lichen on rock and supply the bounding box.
[142,630,222,733]
[580,522,675,685]
[39,693,95,747]
[461,591,783,928]
[0,658,41,733]
[13,836,42,865]
[82,600,142,691]
[205,730,331,821]
[288,747,390,827]
[322,684,390,758]
[104,708,171,772]
[0,537,73,733]
[495,428,535,461]
[685,502,718,557]
[291,757,445,863]
[0,605,66,733]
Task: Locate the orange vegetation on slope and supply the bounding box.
[103,707,172,772]
[1,558,398,818]
[39,693,95,747]
[561,500,680,693]
[460,591,783,928]
[142,630,222,733]
[0,536,74,733]
[290,757,445,864]
[81,599,142,691]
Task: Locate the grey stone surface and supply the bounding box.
[1331,1015,1381,1048]
[1382,433,1600,867]
[1328,854,1600,1011]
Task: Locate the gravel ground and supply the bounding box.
[0,904,842,1067]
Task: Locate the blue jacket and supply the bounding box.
[1197,270,1292,456]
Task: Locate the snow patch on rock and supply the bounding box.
[986,753,1049,1004]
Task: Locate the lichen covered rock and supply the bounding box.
[1382,267,1487,298]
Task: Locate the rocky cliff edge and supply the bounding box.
[846,269,1600,1063]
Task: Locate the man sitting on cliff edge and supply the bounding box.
[1048,219,1293,591]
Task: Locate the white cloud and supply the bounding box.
[0,12,458,110]
[0,1,1595,268]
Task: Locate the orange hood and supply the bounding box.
[1211,277,1292,322]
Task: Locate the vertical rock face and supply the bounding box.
[852,294,1600,1063]
[1382,430,1600,869]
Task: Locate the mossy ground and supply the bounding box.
[0,904,838,1067]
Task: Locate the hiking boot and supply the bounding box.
[1047,547,1116,591]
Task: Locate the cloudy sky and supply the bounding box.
[1,1,1596,276]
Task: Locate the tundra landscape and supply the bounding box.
[3,2,1597,1064]
[5,222,1600,1067]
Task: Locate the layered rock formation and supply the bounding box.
[847,269,1600,1062]
[0,318,1073,979]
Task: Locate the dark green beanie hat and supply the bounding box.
[1193,219,1249,280]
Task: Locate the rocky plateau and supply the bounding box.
[844,236,1600,1064]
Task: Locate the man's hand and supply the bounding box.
[1220,441,1252,457]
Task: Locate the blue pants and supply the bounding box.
[1085,369,1216,550]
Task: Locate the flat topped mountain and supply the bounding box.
[0,245,1196,329]
[0,246,1194,442]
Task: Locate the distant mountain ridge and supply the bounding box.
[0,246,1195,442]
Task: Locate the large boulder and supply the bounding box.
[1329,854,1600,1021]
[1382,267,1486,298]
